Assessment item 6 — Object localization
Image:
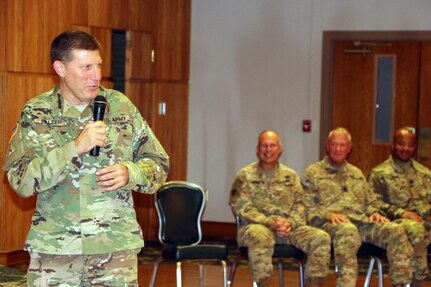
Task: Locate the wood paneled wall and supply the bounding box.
[0,0,190,264]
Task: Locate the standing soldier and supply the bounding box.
[229,130,331,287]
[301,127,413,287]
[369,127,430,287]
[3,30,169,286]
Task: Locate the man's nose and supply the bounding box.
[91,67,102,80]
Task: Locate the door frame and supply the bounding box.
[320,31,431,158]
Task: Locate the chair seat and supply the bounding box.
[162,244,229,261]
[357,242,385,257]
[273,244,305,259]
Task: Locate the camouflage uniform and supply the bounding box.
[3,86,169,285]
[369,155,431,281]
[230,161,331,283]
[27,249,140,286]
[301,157,413,287]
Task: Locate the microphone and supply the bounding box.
[90,95,107,157]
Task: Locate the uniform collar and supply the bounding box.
[389,155,413,173]
[52,85,109,117]
[323,156,347,174]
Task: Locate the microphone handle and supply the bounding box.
[90,145,100,157]
[89,114,103,157]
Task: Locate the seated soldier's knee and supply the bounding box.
[332,223,361,251]
[384,222,407,238]
[334,223,360,238]
[240,224,275,248]
[313,229,331,246]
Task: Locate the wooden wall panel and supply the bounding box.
[125,80,151,119]
[7,0,76,73]
[150,83,188,181]
[0,74,6,251]
[418,42,431,167]
[126,31,154,80]
[0,0,5,72]
[71,0,89,26]
[153,0,191,81]
[88,0,155,32]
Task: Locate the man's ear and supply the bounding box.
[53,60,65,77]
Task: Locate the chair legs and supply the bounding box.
[198,262,228,287]
[228,253,240,286]
[199,263,204,287]
[176,261,183,287]
[363,256,383,287]
[152,259,227,287]
[149,256,164,287]
[229,254,304,287]
[277,259,304,287]
[221,260,228,287]
[277,260,284,287]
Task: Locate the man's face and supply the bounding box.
[326,132,352,166]
[54,49,102,105]
[392,131,416,162]
[256,132,283,170]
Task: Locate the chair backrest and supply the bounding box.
[155,181,206,246]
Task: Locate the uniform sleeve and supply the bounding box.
[411,168,431,218]
[301,169,329,225]
[287,176,307,228]
[3,113,80,198]
[368,171,404,219]
[363,179,386,217]
[121,111,169,194]
[229,171,276,230]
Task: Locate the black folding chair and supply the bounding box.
[149,181,229,287]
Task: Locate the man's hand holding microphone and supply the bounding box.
[74,96,129,191]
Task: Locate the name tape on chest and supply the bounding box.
[33,115,131,126]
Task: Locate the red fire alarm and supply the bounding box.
[302,120,311,132]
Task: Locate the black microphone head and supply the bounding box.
[93,96,107,121]
[93,95,107,108]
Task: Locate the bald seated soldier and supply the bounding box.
[369,127,431,287]
[230,130,330,287]
[301,127,413,287]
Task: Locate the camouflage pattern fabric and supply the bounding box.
[230,161,331,282]
[3,85,169,255]
[369,155,431,280]
[302,157,413,286]
[27,249,140,286]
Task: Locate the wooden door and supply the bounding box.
[331,41,421,176]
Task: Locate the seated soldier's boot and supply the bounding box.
[256,277,270,287]
[306,278,326,287]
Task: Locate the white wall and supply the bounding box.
[188,0,431,223]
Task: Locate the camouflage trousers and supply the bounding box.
[319,221,413,287]
[27,249,140,287]
[395,218,430,281]
[238,223,331,282]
